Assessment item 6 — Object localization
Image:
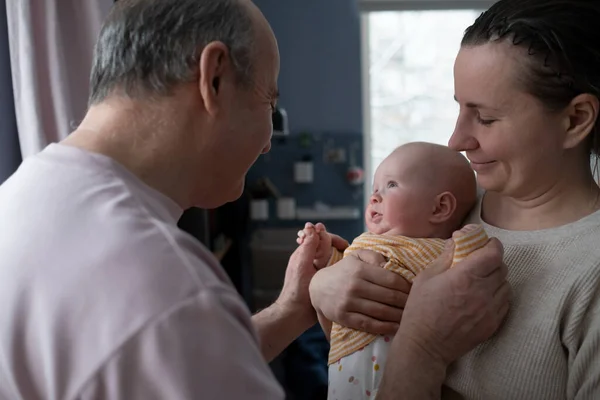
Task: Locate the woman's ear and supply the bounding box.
[430,192,457,224]
[563,93,599,150]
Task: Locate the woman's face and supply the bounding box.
[449,43,569,199]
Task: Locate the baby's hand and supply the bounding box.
[297,222,333,269]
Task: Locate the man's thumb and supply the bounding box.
[428,239,455,275]
[293,229,319,262]
[330,233,349,252]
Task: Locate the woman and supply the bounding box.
[310,1,600,398]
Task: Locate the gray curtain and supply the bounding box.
[0,0,21,184]
[6,0,112,158]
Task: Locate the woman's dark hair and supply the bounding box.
[462,0,600,155]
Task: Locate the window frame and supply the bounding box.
[359,1,497,12]
[360,1,496,208]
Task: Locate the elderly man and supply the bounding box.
[0,0,509,399]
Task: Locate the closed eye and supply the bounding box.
[477,114,496,126]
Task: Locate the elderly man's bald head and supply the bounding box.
[89,0,263,104]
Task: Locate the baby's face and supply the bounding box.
[365,151,438,237]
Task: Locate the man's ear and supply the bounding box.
[429,192,457,224]
[198,41,231,116]
[563,93,599,150]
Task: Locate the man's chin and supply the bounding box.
[221,180,245,205]
[192,180,245,209]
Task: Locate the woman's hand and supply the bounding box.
[376,238,510,399]
[397,237,510,365]
[309,249,411,335]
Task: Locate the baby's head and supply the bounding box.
[366,142,476,239]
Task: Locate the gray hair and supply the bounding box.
[88,0,255,105]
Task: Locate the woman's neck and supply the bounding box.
[481,171,600,231]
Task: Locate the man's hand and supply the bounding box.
[297,222,348,269]
[276,227,321,323]
[253,227,324,362]
[297,222,333,269]
[309,249,411,335]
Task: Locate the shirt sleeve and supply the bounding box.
[76,288,284,400]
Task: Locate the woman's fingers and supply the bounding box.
[341,312,400,336]
[349,279,409,309]
[354,262,412,294]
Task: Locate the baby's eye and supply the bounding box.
[387,181,397,188]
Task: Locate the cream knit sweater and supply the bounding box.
[443,196,600,399]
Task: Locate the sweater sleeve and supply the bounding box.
[563,266,600,399]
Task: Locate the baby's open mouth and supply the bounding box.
[370,210,382,219]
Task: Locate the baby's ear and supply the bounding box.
[430,191,457,223]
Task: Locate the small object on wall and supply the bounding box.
[298,131,313,148]
[250,199,269,221]
[272,106,289,137]
[296,203,361,220]
[324,148,347,164]
[346,141,364,185]
[346,166,364,185]
[294,156,314,183]
[277,197,296,220]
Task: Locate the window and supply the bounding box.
[361,6,488,198]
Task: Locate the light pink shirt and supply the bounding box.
[0,144,283,399]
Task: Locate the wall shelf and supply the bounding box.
[295,207,361,220]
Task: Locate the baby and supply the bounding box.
[297,142,488,400]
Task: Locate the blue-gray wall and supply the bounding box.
[254,0,363,134]
[248,1,366,240]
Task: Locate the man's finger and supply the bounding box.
[330,233,349,251]
[318,229,330,244]
[291,229,318,263]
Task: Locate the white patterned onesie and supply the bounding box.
[328,335,392,399]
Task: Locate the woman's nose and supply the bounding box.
[448,121,479,152]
